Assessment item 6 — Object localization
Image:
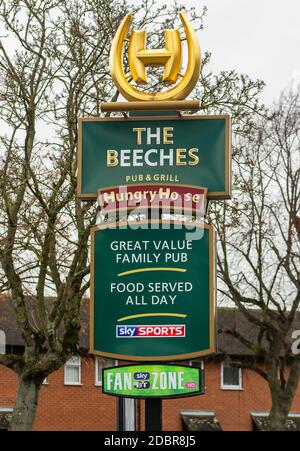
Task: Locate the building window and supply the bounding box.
[0,330,5,355]
[189,359,204,370]
[64,356,81,385]
[221,362,243,390]
[95,357,117,386]
[42,377,48,385]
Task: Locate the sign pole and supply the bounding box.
[136,399,141,431]
[145,398,162,431]
[78,9,232,432]
[117,397,125,431]
[117,397,136,431]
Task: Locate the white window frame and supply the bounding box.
[189,359,206,390]
[64,356,82,386]
[221,361,243,390]
[95,357,117,386]
[0,407,13,413]
[42,377,49,385]
[0,330,5,354]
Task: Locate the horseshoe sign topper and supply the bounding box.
[109,11,201,102]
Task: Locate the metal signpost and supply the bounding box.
[78,9,232,432]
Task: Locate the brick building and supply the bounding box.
[0,295,300,431]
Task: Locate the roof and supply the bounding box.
[0,294,299,356]
[217,308,300,356]
[0,294,90,349]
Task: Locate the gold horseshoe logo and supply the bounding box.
[109,11,201,102]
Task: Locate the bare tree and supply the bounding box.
[211,87,300,431]
[0,0,266,431]
[0,0,207,431]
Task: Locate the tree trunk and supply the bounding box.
[268,401,289,431]
[267,385,294,431]
[266,358,300,431]
[10,376,41,431]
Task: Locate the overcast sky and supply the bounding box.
[187,0,300,104]
[1,1,299,105]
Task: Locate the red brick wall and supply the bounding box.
[34,358,116,431]
[164,361,300,431]
[0,357,116,431]
[164,362,269,431]
[0,358,300,431]
[0,362,18,409]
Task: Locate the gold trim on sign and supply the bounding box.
[117,313,187,322]
[209,225,216,352]
[101,100,200,112]
[89,230,95,355]
[117,267,187,277]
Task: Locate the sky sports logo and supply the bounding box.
[116,325,186,338]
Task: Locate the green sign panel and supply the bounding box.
[90,220,216,361]
[103,364,204,398]
[78,115,231,200]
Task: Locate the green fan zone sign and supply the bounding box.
[103,364,204,398]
